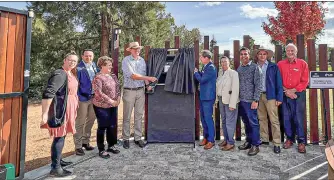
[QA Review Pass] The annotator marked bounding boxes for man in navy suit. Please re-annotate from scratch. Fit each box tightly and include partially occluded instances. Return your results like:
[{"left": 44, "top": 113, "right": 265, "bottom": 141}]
[
  {"left": 194, "top": 50, "right": 217, "bottom": 150},
  {"left": 74, "top": 49, "right": 100, "bottom": 156}
]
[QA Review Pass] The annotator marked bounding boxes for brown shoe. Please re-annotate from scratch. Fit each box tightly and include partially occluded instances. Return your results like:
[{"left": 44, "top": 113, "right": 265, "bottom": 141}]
[
  {"left": 298, "top": 143, "right": 306, "bottom": 153},
  {"left": 204, "top": 142, "right": 215, "bottom": 150},
  {"left": 218, "top": 140, "right": 227, "bottom": 147},
  {"left": 221, "top": 144, "right": 235, "bottom": 151},
  {"left": 283, "top": 140, "right": 293, "bottom": 149},
  {"left": 199, "top": 138, "right": 208, "bottom": 146}
]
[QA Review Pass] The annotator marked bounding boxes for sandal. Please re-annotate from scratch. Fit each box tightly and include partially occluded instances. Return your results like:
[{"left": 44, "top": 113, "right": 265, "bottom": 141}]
[{"left": 99, "top": 151, "right": 110, "bottom": 159}]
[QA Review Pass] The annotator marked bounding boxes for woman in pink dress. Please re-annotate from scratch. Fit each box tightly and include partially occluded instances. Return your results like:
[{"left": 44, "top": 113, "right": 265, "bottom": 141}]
[
  {"left": 92, "top": 56, "right": 121, "bottom": 159},
  {"left": 40, "top": 52, "right": 79, "bottom": 177}
]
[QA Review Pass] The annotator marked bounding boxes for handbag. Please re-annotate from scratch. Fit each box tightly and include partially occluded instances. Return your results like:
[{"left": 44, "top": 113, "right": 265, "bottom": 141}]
[{"left": 47, "top": 69, "right": 68, "bottom": 128}]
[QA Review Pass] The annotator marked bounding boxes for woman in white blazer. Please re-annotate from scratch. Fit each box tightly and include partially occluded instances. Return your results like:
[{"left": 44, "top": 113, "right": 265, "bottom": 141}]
[{"left": 216, "top": 56, "right": 239, "bottom": 151}]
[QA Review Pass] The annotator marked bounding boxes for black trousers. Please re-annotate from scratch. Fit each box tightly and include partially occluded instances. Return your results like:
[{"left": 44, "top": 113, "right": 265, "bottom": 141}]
[
  {"left": 93, "top": 105, "right": 117, "bottom": 152},
  {"left": 51, "top": 136, "right": 65, "bottom": 169}
]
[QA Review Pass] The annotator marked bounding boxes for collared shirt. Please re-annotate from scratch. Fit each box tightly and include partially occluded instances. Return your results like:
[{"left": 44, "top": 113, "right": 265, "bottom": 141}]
[
  {"left": 241, "top": 60, "right": 252, "bottom": 67},
  {"left": 277, "top": 58, "right": 309, "bottom": 92},
  {"left": 237, "top": 60, "right": 263, "bottom": 102},
  {"left": 122, "top": 55, "right": 146, "bottom": 88},
  {"left": 258, "top": 60, "right": 268, "bottom": 92},
  {"left": 83, "top": 61, "right": 96, "bottom": 82}
]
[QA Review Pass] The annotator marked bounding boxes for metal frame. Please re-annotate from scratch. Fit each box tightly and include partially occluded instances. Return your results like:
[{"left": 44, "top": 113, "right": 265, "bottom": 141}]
[
  {"left": 0, "top": 6, "right": 28, "bottom": 16},
  {"left": 17, "top": 10, "right": 32, "bottom": 180},
  {"left": 0, "top": 6, "right": 32, "bottom": 179}
]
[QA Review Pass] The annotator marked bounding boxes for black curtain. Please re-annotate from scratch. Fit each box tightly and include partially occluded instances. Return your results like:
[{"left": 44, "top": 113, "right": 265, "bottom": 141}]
[
  {"left": 164, "top": 48, "right": 195, "bottom": 94},
  {"left": 147, "top": 48, "right": 167, "bottom": 81}
]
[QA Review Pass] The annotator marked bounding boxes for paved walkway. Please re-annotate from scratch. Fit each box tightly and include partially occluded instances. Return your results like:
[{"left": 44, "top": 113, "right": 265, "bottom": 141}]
[{"left": 26, "top": 140, "right": 329, "bottom": 180}]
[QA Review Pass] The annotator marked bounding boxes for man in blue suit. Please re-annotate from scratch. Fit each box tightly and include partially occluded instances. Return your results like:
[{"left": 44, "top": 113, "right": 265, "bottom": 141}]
[
  {"left": 74, "top": 49, "right": 99, "bottom": 156},
  {"left": 194, "top": 50, "right": 217, "bottom": 150}
]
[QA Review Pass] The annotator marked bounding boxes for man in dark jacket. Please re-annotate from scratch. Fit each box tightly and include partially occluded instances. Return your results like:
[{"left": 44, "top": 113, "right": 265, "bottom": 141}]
[
  {"left": 74, "top": 49, "right": 99, "bottom": 155},
  {"left": 256, "top": 47, "right": 283, "bottom": 154},
  {"left": 194, "top": 50, "right": 217, "bottom": 150}
]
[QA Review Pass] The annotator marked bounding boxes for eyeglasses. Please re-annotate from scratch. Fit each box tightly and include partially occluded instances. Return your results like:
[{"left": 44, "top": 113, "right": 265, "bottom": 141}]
[{"left": 240, "top": 53, "right": 248, "bottom": 56}]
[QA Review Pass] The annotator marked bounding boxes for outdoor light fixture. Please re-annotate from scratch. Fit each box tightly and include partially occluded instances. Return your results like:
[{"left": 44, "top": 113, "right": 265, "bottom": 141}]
[
  {"left": 28, "top": 9, "right": 34, "bottom": 18},
  {"left": 114, "top": 28, "right": 121, "bottom": 35},
  {"left": 110, "top": 27, "right": 122, "bottom": 53}
]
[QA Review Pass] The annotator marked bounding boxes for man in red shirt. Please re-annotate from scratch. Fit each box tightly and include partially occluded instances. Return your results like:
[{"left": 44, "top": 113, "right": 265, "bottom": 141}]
[{"left": 277, "top": 43, "right": 309, "bottom": 153}]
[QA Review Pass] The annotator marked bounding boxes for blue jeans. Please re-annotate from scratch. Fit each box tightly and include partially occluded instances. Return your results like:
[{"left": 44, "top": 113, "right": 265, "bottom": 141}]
[
  {"left": 51, "top": 136, "right": 65, "bottom": 169},
  {"left": 200, "top": 100, "right": 215, "bottom": 143},
  {"left": 238, "top": 101, "right": 261, "bottom": 146},
  {"left": 282, "top": 91, "right": 306, "bottom": 144}
]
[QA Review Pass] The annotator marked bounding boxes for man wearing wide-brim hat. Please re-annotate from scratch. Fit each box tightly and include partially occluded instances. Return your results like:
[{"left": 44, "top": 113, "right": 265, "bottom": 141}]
[
  {"left": 121, "top": 41, "right": 157, "bottom": 149},
  {"left": 255, "top": 46, "right": 283, "bottom": 154}
]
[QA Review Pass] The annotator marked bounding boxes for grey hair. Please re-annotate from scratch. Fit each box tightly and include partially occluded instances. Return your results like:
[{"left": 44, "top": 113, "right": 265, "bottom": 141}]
[
  {"left": 201, "top": 50, "right": 212, "bottom": 59},
  {"left": 285, "top": 43, "right": 298, "bottom": 52}
]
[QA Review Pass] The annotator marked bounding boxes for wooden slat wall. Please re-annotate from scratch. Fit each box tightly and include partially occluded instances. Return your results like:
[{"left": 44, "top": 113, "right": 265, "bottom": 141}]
[
  {"left": 0, "top": 11, "right": 9, "bottom": 165},
  {"left": 0, "top": 12, "right": 27, "bottom": 176},
  {"left": 135, "top": 33, "right": 334, "bottom": 145},
  {"left": 233, "top": 40, "right": 241, "bottom": 141},
  {"left": 3, "top": 12, "right": 17, "bottom": 166},
  {"left": 194, "top": 39, "right": 200, "bottom": 140},
  {"left": 319, "top": 44, "right": 331, "bottom": 140},
  {"left": 213, "top": 46, "right": 220, "bottom": 140},
  {"left": 307, "top": 39, "right": 319, "bottom": 144}
]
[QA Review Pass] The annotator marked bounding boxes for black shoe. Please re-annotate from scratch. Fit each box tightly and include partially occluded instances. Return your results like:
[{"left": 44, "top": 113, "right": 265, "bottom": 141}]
[
  {"left": 107, "top": 146, "right": 120, "bottom": 154},
  {"left": 135, "top": 140, "right": 146, "bottom": 148},
  {"left": 75, "top": 148, "right": 85, "bottom": 156},
  {"left": 248, "top": 146, "right": 260, "bottom": 156},
  {"left": 260, "top": 141, "right": 270, "bottom": 145},
  {"left": 274, "top": 146, "right": 281, "bottom": 154},
  {"left": 49, "top": 168, "right": 72, "bottom": 177},
  {"left": 99, "top": 150, "right": 110, "bottom": 159},
  {"left": 60, "top": 159, "right": 73, "bottom": 167},
  {"left": 123, "top": 140, "right": 130, "bottom": 149},
  {"left": 238, "top": 142, "right": 251, "bottom": 150},
  {"left": 82, "top": 143, "right": 94, "bottom": 151}
]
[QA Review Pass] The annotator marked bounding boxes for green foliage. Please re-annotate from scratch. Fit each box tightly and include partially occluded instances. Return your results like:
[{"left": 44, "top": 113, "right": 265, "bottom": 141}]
[{"left": 27, "top": 2, "right": 201, "bottom": 99}]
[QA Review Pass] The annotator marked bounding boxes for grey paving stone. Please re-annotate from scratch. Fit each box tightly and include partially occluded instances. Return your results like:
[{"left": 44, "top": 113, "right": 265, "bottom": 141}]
[{"left": 39, "top": 141, "right": 329, "bottom": 180}]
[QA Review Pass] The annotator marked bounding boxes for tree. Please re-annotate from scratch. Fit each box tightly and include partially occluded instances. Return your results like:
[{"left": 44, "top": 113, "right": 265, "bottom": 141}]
[
  {"left": 26, "top": 2, "right": 200, "bottom": 99},
  {"left": 168, "top": 25, "right": 202, "bottom": 48},
  {"left": 262, "top": 2, "right": 327, "bottom": 46}
]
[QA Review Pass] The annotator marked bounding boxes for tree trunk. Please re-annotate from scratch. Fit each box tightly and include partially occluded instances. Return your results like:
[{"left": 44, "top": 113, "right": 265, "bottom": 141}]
[{"left": 100, "top": 11, "right": 109, "bottom": 56}]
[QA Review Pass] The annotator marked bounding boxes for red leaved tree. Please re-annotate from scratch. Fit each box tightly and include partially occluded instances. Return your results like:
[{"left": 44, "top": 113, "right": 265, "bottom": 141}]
[{"left": 262, "top": 2, "right": 327, "bottom": 46}]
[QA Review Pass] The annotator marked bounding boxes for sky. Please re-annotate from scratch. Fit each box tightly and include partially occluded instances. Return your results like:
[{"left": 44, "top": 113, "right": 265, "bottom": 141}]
[{"left": 1, "top": 1, "right": 334, "bottom": 57}]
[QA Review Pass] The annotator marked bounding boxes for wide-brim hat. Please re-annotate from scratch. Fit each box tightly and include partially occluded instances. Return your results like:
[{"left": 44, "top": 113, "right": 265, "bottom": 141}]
[
  {"left": 254, "top": 46, "right": 274, "bottom": 59},
  {"left": 126, "top": 42, "right": 143, "bottom": 51}
]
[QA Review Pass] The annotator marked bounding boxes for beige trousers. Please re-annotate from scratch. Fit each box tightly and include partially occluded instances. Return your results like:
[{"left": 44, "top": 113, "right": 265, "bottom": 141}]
[
  {"left": 329, "top": 164, "right": 334, "bottom": 180},
  {"left": 73, "top": 100, "right": 96, "bottom": 149},
  {"left": 257, "top": 93, "right": 281, "bottom": 146},
  {"left": 122, "top": 88, "right": 145, "bottom": 141}
]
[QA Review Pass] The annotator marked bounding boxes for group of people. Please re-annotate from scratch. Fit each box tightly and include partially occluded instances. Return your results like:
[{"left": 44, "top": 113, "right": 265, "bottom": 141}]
[
  {"left": 40, "top": 40, "right": 309, "bottom": 177},
  {"left": 195, "top": 43, "right": 309, "bottom": 157},
  {"left": 40, "top": 42, "right": 157, "bottom": 177}
]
